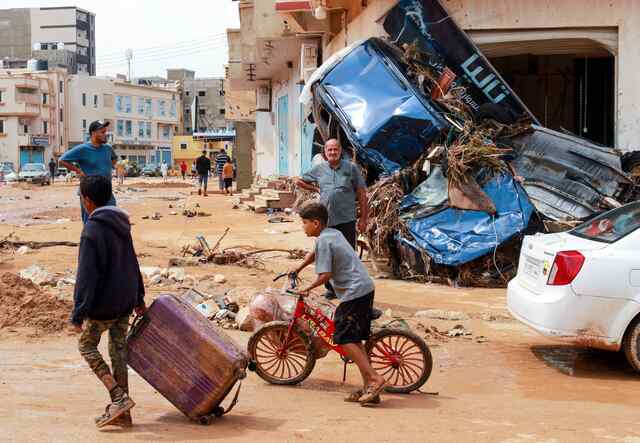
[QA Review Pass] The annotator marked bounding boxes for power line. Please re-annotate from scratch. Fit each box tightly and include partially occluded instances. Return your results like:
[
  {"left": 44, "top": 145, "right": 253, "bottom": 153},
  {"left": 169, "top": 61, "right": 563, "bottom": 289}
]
[
  {"left": 98, "top": 43, "right": 229, "bottom": 70},
  {"left": 99, "top": 44, "right": 228, "bottom": 69},
  {"left": 96, "top": 33, "right": 228, "bottom": 59},
  {"left": 97, "top": 36, "right": 229, "bottom": 63}
]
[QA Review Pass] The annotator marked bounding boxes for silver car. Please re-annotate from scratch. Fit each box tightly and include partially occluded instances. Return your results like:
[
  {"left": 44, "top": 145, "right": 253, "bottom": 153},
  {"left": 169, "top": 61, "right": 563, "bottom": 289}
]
[{"left": 19, "top": 163, "right": 51, "bottom": 185}]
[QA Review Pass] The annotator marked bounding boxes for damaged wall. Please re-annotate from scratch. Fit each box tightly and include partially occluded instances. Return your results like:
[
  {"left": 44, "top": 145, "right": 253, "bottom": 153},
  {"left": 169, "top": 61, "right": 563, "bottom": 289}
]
[{"left": 324, "top": 0, "right": 640, "bottom": 151}]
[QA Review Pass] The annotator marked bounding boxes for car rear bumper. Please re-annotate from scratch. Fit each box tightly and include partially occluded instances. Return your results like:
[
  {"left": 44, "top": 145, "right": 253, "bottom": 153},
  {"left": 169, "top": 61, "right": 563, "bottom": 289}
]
[{"left": 507, "top": 278, "right": 623, "bottom": 351}]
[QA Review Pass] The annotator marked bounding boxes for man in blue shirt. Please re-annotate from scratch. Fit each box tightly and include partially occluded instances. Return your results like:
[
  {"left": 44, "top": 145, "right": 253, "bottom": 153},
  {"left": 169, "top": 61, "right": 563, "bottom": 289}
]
[{"left": 60, "top": 120, "right": 117, "bottom": 223}]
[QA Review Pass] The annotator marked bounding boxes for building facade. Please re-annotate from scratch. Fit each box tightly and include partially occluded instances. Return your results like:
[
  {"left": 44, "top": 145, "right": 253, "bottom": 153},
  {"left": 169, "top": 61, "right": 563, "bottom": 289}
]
[
  {"left": 67, "top": 75, "right": 180, "bottom": 166},
  {"left": 0, "top": 6, "right": 96, "bottom": 75},
  {"left": 167, "top": 69, "right": 229, "bottom": 135},
  {"left": 228, "top": 0, "right": 640, "bottom": 180},
  {"left": 0, "top": 68, "right": 69, "bottom": 169}
]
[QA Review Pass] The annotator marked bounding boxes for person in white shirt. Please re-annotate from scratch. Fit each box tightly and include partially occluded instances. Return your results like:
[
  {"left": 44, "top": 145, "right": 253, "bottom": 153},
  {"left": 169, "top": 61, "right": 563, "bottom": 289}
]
[{"left": 160, "top": 162, "right": 168, "bottom": 183}]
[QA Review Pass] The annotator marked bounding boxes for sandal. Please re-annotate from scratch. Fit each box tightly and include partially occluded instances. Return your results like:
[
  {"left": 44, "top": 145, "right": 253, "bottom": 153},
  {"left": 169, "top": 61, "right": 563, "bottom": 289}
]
[
  {"left": 359, "top": 381, "right": 387, "bottom": 406},
  {"left": 345, "top": 389, "right": 380, "bottom": 404}
]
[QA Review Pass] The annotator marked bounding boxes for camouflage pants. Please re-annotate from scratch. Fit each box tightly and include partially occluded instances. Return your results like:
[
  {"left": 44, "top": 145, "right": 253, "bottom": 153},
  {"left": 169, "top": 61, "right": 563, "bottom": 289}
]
[{"left": 78, "top": 316, "right": 130, "bottom": 399}]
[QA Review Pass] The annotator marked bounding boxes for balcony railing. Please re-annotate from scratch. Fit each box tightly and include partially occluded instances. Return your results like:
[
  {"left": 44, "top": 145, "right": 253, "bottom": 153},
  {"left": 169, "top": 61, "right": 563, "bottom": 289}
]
[{"left": 16, "top": 93, "right": 42, "bottom": 105}]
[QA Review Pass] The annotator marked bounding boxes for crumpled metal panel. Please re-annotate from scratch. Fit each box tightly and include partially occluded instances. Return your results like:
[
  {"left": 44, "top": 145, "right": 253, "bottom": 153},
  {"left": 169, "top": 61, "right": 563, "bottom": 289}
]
[
  {"left": 406, "top": 173, "right": 534, "bottom": 266},
  {"left": 315, "top": 38, "right": 448, "bottom": 177},
  {"left": 383, "top": 0, "right": 537, "bottom": 123},
  {"left": 508, "top": 126, "right": 632, "bottom": 220},
  {"left": 400, "top": 165, "right": 448, "bottom": 214}
]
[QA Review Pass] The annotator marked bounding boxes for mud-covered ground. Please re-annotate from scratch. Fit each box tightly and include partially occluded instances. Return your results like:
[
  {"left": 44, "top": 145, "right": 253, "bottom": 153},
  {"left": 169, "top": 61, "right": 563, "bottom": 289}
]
[{"left": 1, "top": 178, "right": 639, "bottom": 442}]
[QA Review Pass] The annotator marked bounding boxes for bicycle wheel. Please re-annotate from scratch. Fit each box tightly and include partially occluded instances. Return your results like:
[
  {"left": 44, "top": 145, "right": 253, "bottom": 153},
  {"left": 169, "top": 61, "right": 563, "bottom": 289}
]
[
  {"left": 366, "top": 328, "right": 433, "bottom": 394},
  {"left": 248, "top": 321, "right": 316, "bottom": 385}
]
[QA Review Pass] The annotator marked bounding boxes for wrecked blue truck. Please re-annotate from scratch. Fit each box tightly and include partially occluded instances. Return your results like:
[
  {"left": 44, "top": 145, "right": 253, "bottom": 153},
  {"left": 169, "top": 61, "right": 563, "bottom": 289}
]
[{"left": 301, "top": 0, "right": 639, "bottom": 286}]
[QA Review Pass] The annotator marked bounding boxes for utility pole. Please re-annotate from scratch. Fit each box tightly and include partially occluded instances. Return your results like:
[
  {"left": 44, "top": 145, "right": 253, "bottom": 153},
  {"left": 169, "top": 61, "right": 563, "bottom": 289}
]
[{"left": 125, "top": 49, "right": 133, "bottom": 81}]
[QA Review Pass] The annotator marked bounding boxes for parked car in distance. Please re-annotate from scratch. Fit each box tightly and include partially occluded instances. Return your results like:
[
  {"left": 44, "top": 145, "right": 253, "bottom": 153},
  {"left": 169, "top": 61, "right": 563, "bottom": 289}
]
[
  {"left": 18, "top": 163, "right": 51, "bottom": 185},
  {"left": 141, "top": 163, "right": 160, "bottom": 177},
  {"left": 126, "top": 163, "right": 141, "bottom": 177},
  {"left": 507, "top": 201, "right": 640, "bottom": 372},
  {"left": 56, "top": 167, "right": 69, "bottom": 177},
  {"left": 0, "top": 163, "right": 18, "bottom": 182}
]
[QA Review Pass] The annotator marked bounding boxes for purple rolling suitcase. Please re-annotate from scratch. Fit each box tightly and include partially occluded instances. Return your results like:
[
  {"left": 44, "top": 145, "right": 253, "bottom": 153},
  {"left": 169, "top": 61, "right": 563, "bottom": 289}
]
[{"left": 127, "top": 294, "right": 248, "bottom": 424}]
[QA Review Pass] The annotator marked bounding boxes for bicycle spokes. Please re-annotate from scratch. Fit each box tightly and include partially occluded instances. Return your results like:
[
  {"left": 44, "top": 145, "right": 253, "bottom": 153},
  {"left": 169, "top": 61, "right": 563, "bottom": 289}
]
[
  {"left": 370, "top": 334, "right": 427, "bottom": 389},
  {"left": 251, "top": 324, "right": 315, "bottom": 384}
]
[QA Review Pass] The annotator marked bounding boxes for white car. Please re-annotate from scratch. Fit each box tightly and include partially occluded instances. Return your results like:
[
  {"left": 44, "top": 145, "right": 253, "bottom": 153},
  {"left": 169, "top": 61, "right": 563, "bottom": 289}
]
[{"left": 507, "top": 201, "right": 640, "bottom": 372}]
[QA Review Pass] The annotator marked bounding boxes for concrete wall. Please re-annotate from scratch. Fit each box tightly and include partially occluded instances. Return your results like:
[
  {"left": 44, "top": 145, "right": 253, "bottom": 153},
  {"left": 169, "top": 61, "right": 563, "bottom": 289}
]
[
  {"left": 0, "top": 9, "right": 31, "bottom": 60},
  {"left": 30, "top": 8, "right": 78, "bottom": 49},
  {"left": 324, "top": 0, "right": 640, "bottom": 151},
  {"left": 233, "top": 121, "right": 256, "bottom": 190},
  {"left": 255, "top": 111, "right": 276, "bottom": 177}
]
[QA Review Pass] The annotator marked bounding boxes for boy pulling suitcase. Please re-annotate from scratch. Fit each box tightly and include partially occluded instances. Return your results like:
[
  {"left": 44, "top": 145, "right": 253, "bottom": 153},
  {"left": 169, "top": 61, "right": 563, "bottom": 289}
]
[{"left": 70, "top": 175, "right": 146, "bottom": 428}]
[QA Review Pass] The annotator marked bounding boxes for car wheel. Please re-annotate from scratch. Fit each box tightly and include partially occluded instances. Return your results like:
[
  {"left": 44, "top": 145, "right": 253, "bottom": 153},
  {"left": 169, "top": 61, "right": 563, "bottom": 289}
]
[{"left": 623, "top": 315, "right": 640, "bottom": 372}]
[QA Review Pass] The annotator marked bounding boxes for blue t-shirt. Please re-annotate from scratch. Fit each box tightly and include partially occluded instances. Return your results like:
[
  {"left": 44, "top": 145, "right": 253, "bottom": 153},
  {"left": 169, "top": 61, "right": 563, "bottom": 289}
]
[{"left": 60, "top": 143, "right": 116, "bottom": 178}]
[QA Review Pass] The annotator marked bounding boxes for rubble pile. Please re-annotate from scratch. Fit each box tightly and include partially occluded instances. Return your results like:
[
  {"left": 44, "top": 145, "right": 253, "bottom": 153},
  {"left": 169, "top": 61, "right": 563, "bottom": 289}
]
[
  {"left": 0, "top": 273, "right": 72, "bottom": 333},
  {"left": 300, "top": 1, "right": 640, "bottom": 287}
]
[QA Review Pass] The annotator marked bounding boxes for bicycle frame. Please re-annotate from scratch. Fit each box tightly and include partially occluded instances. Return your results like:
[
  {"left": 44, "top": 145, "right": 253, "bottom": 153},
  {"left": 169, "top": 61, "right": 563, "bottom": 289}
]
[
  {"left": 282, "top": 293, "right": 401, "bottom": 369},
  {"left": 285, "top": 294, "right": 347, "bottom": 357},
  {"left": 272, "top": 273, "right": 401, "bottom": 366}
]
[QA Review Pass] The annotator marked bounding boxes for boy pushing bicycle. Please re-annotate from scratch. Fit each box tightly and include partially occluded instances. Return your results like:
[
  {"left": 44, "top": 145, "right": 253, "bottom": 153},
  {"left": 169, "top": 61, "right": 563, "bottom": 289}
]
[{"left": 289, "top": 202, "right": 387, "bottom": 405}]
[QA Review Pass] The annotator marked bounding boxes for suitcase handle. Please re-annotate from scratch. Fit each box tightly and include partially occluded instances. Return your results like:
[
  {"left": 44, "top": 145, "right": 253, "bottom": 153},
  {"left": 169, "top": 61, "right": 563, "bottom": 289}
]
[
  {"left": 198, "top": 382, "right": 242, "bottom": 425},
  {"left": 127, "top": 313, "right": 150, "bottom": 342}
]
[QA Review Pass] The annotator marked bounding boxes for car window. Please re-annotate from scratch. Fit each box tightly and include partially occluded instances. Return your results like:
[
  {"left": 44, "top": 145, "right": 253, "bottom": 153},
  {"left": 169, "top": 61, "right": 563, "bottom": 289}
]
[
  {"left": 571, "top": 202, "right": 640, "bottom": 243},
  {"left": 23, "top": 164, "right": 45, "bottom": 171}
]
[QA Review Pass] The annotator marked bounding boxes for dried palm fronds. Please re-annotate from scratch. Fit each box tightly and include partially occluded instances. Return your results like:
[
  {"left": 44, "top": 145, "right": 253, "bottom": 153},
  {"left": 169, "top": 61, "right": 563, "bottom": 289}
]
[{"left": 365, "top": 177, "right": 408, "bottom": 259}]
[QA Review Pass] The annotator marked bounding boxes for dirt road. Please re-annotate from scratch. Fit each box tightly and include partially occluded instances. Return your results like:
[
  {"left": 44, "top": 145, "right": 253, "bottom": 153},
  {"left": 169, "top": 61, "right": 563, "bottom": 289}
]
[{"left": 1, "top": 179, "right": 639, "bottom": 442}]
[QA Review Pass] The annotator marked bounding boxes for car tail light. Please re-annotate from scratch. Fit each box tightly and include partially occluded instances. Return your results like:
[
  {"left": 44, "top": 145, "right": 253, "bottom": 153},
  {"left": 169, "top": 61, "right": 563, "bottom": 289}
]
[{"left": 547, "top": 251, "right": 585, "bottom": 286}]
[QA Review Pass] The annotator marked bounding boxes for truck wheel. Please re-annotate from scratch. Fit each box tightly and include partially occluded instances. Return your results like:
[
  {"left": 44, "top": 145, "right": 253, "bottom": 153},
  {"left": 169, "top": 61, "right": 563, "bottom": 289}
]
[{"left": 623, "top": 315, "right": 640, "bottom": 372}]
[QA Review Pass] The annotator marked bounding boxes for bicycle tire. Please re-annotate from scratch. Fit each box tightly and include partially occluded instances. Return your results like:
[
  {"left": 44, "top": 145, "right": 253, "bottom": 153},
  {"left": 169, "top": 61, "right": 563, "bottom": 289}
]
[
  {"left": 366, "top": 328, "right": 433, "bottom": 394},
  {"left": 248, "top": 321, "right": 316, "bottom": 385}
]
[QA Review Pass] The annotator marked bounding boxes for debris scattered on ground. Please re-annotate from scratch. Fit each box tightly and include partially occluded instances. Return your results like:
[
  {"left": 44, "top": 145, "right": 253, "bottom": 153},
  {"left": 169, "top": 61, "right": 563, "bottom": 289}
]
[
  {"left": 19, "top": 265, "right": 58, "bottom": 286},
  {"left": 268, "top": 216, "right": 292, "bottom": 223},
  {"left": 414, "top": 309, "right": 470, "bottom": 321},
  {"left": 17, "top": 246, "right": 32, "bottom": 255},
  {"left": 0, "top": 272, "right": 72, "bottom": 333},
  {"left": 182, "top": 203, "right": 211, "bottom": 217},
  {"left": 447, "top": 324, "right": 472, "bottom": 337},
  {"left": 0, "top": 232, "right": 78, "bottom": 252},
  {"left": 214, "top": 274, "right": 226, "bottom": 284},
  {"left": 180, "top": 229, "right": 306, "bottom": 269}
]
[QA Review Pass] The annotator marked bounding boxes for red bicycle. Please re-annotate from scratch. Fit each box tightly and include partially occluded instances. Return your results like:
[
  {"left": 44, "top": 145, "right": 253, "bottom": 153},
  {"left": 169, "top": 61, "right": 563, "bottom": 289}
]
[{"left": 248, "top": 273, "right": 433, "bottom": 393}]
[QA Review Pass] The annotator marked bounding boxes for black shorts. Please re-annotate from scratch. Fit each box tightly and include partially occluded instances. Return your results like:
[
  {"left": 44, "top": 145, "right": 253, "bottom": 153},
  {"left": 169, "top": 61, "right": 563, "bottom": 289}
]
[
  {"left": 333, "top": 292, "right": 374, "bottom": 345},
  {"left": 224, "top": 178, "right": 233, "bottom": 189}
]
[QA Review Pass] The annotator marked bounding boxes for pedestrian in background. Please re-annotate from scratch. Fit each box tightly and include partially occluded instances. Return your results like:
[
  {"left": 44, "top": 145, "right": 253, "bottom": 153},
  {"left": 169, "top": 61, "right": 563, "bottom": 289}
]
[
  {"left": 180, "top": 160, "right": 187, "bottom": 180},
  {"left": 215, "top": 148, "right": 230, "bottom": 191},
  {"left": 222, "top": 158, "right": 234, "bottom": 196},
  {"left": 195, "top": 151, "right": 211, "bottom": 196},
  {"left": 160, "top": 161, "right": 168, "bottom": 184},
  {"left": 59, "top": 120, "right": 117, "bottom": 224},
  {"left": 48, "top": 158, "right": 56, "bottom": 184},
  {"left": 115, "top": 156, "right": 127, "bottom": 186}
]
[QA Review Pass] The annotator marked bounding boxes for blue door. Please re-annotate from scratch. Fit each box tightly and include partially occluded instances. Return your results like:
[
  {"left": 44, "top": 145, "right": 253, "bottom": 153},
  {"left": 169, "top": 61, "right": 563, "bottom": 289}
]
[
  {"left": 19, "top": 148, "right": 44, "bottom": 167},
  {"left": 277, "top": 95, "right": 289, "bottom": 176},
  {"left": 161, "top": 150, "right": 172, "bottom": 165}
]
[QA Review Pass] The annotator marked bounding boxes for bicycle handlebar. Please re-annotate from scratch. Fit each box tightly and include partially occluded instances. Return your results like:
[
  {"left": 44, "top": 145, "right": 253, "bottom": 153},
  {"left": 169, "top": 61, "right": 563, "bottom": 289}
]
[{"left": 273, "top": 272, "right": 298, "bottom": 289}]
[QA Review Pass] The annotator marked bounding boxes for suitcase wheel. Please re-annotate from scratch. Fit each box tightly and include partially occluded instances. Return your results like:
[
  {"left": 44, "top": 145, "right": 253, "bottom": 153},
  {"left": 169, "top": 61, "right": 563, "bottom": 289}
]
[{"left": 199, "top": 415, "right": 214, "bottom": 426}]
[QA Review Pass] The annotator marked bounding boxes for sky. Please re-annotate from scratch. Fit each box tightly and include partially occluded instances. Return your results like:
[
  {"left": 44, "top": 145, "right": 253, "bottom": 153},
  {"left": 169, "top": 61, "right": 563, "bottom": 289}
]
[{"left": 4, "top": 0, "right": 240, "bottom": 78}]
